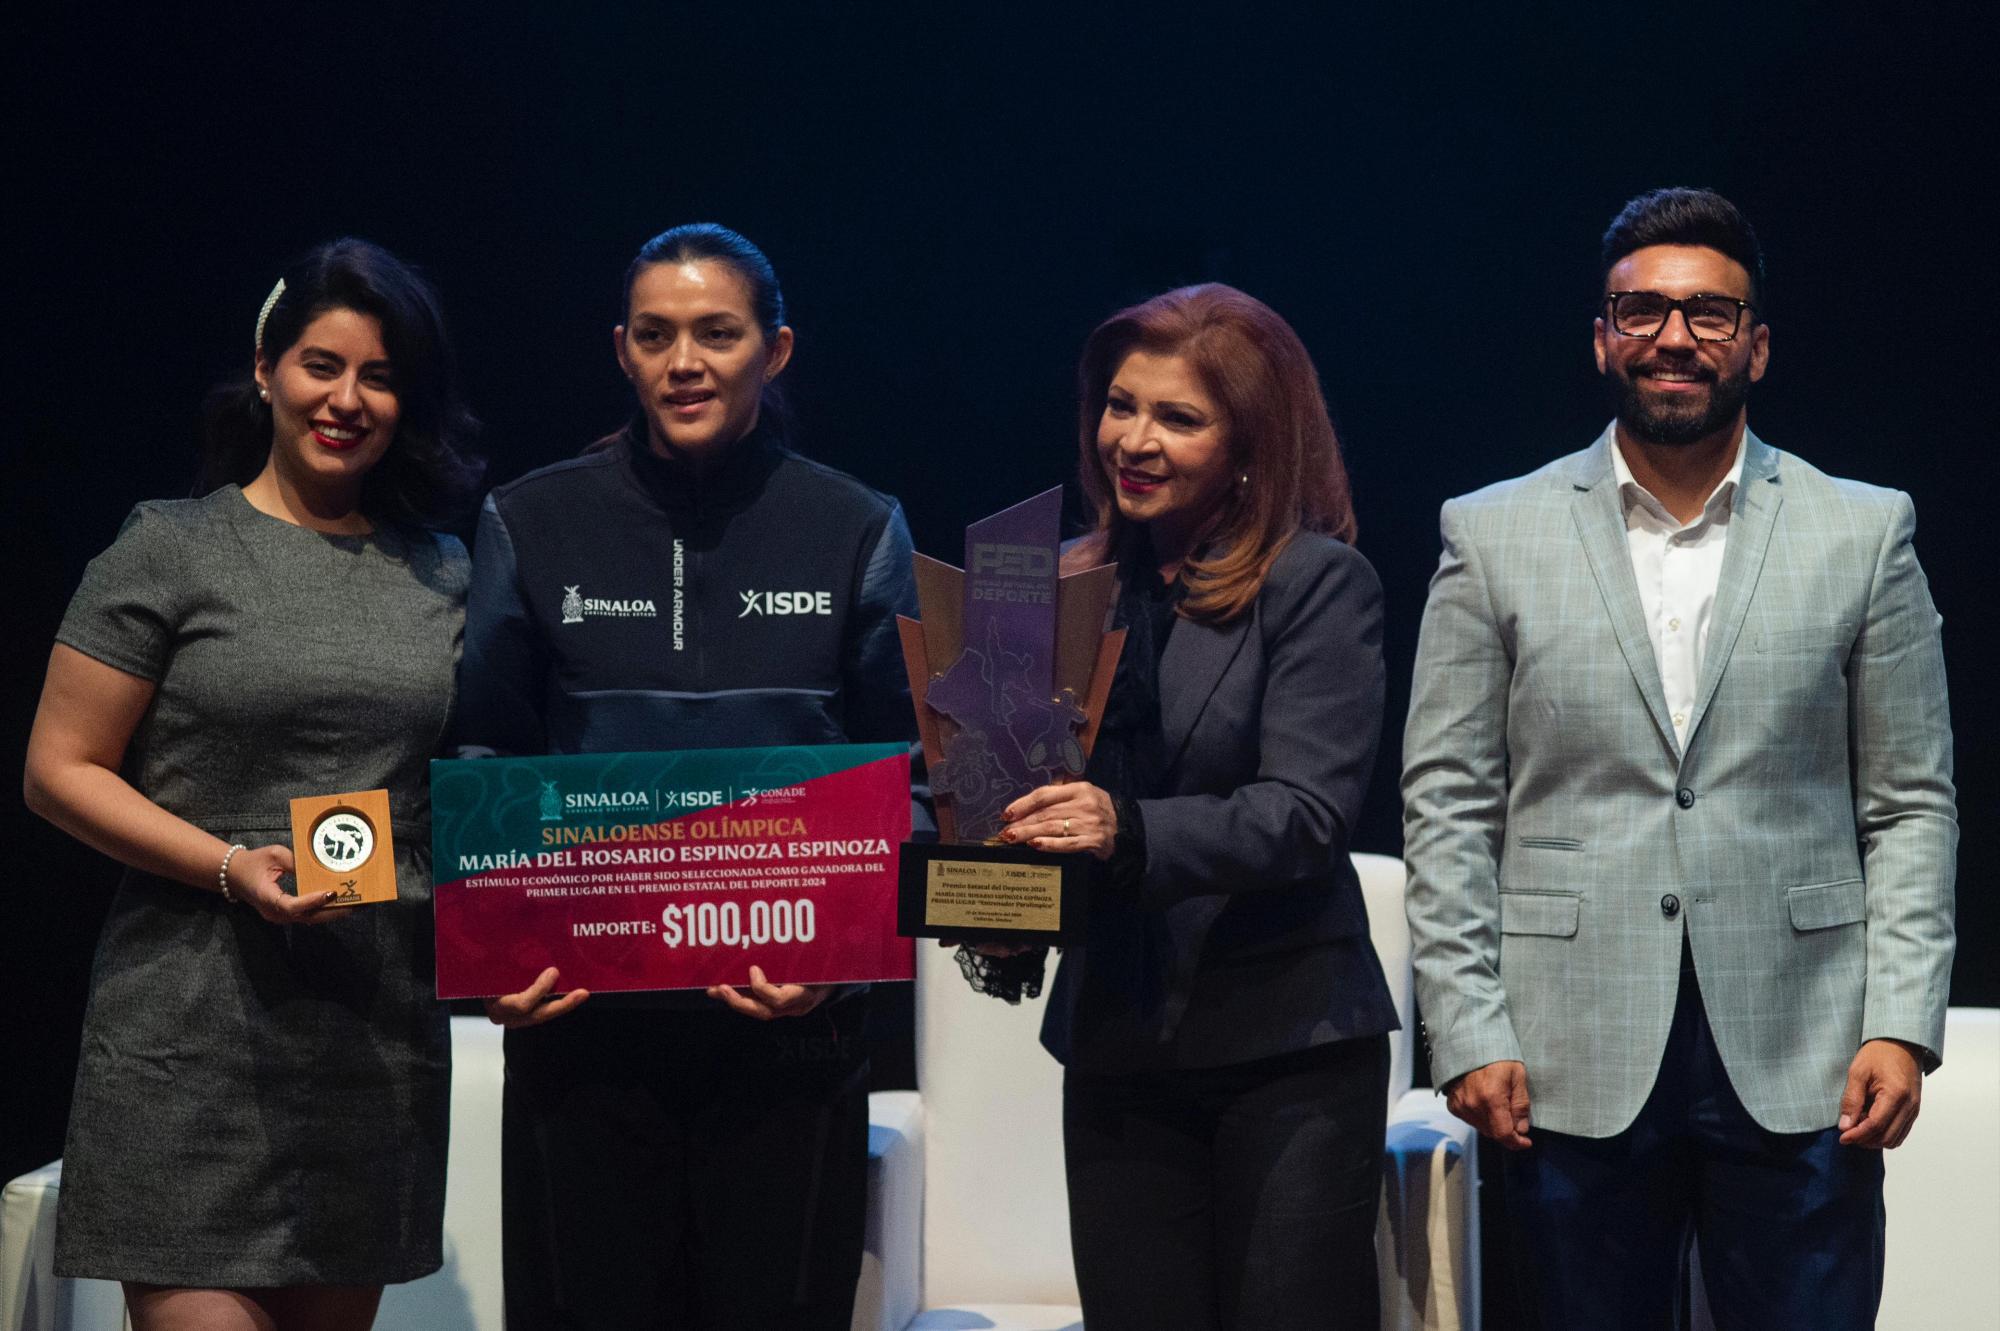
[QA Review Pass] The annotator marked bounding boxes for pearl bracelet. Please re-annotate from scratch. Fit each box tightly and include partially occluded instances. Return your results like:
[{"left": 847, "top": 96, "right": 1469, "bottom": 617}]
[{"left": 218, "top": 843, "right": 248, "bottom": 903}]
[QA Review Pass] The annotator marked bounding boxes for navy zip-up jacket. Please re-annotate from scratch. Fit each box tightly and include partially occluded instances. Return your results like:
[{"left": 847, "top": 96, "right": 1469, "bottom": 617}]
[{"left": 458, "top": 421, "right": 919, "bottom": 764}]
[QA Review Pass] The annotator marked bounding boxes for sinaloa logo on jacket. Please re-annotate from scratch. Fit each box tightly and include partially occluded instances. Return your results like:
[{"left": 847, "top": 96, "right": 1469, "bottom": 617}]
[
  {"left": 558, "top": 585, "right": 659, "bottom": 622},
  {"left": 738, "top": 589, "right": 833, "bottom": 618}
]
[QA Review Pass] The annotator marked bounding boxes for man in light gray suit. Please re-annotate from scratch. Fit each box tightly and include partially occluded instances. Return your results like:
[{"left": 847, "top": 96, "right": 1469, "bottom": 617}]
[{"left": 1402, "top": 188, "right": 1956, "bottom": 1329}]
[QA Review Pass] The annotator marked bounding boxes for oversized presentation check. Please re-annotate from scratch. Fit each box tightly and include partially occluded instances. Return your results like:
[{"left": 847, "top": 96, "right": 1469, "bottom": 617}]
[{"left": 430, "top": 744, "right": 914, "bottom": 997}]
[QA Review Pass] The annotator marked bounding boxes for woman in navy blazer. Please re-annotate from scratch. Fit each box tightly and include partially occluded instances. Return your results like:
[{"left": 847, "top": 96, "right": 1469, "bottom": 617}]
[{"left": 964, "top": 283, "right": 1396, "bottom": 1330}]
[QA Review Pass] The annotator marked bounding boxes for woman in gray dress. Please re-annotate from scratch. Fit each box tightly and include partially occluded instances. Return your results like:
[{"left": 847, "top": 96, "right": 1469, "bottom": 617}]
[{"left": 22, "top": 239, "right": 481, "bottom": 1331}]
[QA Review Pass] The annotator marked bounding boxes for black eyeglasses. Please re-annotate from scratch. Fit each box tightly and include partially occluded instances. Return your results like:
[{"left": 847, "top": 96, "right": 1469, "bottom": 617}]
[{"left": 1604, "top": 291, "right": 1758, "bottom": 342}]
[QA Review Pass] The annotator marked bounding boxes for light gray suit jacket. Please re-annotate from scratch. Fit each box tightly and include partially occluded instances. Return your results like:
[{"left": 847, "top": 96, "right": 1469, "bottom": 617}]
[{"left": 1402, "top": 427, "right": 1956, "bottom": 1136}]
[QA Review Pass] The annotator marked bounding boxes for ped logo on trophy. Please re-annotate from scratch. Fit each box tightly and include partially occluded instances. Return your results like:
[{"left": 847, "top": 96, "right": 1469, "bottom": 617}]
[
  {"left": 894, "top": 488, "right": 1124, "bottom": 944},
  {"left": 288, "top": 788, "right": 398, "bottom": 906}
]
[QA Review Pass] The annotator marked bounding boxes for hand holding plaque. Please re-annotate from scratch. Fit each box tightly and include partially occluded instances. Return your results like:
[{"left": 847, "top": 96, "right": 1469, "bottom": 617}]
[
  {"left": 289, "top": 788, "right": 398, "bottom": 907},
  {"left": 895, "top": 488, "right": 1125, "bottom": 944}
]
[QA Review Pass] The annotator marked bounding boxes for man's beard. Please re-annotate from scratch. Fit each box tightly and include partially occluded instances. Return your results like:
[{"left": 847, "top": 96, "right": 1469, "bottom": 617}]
[{"left": 1608, "top": 356, "right": 1752, "bottom": 446}]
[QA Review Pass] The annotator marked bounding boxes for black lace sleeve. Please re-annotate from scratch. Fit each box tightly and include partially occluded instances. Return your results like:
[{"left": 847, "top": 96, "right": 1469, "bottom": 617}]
[
  {"left": 1106, "top": 796, "right": 1147, "bottom": 893},
  {"left": 954, "top": 945, "right": 1049, "bottom": 1004}
]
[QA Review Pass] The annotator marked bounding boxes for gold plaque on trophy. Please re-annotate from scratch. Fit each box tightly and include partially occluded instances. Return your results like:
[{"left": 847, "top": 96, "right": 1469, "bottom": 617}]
[
  {"left": 289, "top": 788, "right": 398, "bottom": 906},
  {"left": 923, "top": 857, "right": 1065, "bottom": 933}
]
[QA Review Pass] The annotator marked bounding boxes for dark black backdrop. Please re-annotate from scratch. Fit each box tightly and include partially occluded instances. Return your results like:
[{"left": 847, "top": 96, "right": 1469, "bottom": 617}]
[{"left": 6, "top": 4, "right": 1993, "bottom": 1314}]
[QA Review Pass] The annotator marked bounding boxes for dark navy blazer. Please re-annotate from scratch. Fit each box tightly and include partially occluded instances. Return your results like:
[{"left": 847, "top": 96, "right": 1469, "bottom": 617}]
[{"left": 1042, "top": 532, "right": 1400, "bottom": 1073}]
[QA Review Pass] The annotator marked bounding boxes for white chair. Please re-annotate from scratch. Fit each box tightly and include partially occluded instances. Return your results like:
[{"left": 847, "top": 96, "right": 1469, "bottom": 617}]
[
  {"left": 898, "top": 914, "right": 1080, "bottom": 1331},
  {"left": 852, "top": 852, "right": 1480, "bottom": 1331},
  {"left": 1879, "top": 1007, "right": 2000, "bottom": 1329},
  {"left": 373, "top": 1016, "right": 507, "bottom": 1331},
  {"left": 1, "top": 1017, "right": 508, "bottom": 1331},
  {"left": 1378, "top": 1090, "right": 1480, "bottom": 1331},
  {"left": 855, "top": 1090, "right": 927, "bottom": 1331},
  {"left": 1364, "top": 854, "right": 1480, "bottom": 1331},
  {"left": 0, "top": 1166, "right": 126, "bottom": 1331}
]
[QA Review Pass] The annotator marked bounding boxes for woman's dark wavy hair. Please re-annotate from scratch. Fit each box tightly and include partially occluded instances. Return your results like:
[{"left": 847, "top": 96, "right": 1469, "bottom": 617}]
[
  {"left": 1071, "top": 283, "right": 1357, "bottom": 626},
  {"left": 200, "top": 238, "right": 483, "bottom": 527},
  {"left": 600, "top": 222, "right": 793, "bottom": 451}
]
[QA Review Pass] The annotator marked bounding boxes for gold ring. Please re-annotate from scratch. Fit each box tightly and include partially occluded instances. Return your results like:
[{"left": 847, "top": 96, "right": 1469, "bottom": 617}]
[{"left": 1063, "top": 818, "right": 1072, "bottom": 835}]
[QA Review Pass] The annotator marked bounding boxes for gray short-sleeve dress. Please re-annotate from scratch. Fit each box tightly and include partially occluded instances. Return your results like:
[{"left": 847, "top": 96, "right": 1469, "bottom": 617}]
[{"left": 51, "top": 485, "right": 468, "bottom": 1288}]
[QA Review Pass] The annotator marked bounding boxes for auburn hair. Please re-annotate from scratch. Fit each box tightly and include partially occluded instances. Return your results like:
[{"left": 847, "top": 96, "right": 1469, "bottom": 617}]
[{"left": 1072, "top": 283, "right": 1356, "bottom": 624}]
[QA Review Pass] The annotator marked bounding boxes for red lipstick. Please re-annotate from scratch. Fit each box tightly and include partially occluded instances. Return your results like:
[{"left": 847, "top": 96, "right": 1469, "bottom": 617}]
[{"left": 311, "top": 421, "right": 364, "bottom": 451}]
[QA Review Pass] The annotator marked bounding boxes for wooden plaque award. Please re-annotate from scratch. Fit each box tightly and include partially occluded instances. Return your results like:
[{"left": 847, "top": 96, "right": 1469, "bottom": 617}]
[{"left": 289, "top": 788, "right": 398, "bottom": 906}]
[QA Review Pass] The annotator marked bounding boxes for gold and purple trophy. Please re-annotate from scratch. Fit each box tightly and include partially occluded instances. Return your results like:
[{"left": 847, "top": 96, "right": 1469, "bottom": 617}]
[{"left": 895, "top": 488, "right": 1125, "bottom": 944}]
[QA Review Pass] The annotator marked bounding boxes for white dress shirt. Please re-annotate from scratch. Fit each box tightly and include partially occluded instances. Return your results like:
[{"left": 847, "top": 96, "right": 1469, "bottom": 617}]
[{"left": 1610, "top": 438, "right": 1746, "bottom": 746}]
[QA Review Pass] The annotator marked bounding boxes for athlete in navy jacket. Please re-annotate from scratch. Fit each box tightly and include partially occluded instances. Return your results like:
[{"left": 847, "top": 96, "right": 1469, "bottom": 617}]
[{"left": 459, "top": 224, "right": 918, "bottom": 1331}]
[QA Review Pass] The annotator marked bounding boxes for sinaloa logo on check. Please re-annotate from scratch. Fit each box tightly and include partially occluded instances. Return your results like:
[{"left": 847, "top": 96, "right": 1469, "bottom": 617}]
[
  {"left": 559, "top": 585, "right": 658, "bottom": 623},
  {"left": 565, "top": 789, "right": 653, "bottom": 813},
  {"left": 539, "top": 783, "right": 656, "bottom": 821}
]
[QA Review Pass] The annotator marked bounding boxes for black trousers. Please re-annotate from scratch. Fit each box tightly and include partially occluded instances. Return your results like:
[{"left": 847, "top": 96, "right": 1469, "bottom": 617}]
[
  {"left": 500, "top": 1001, "right": 870, "bottom": 1331},
  {"left": 1062, "top": 1035, "right": 1390, "bottom": 1331}
]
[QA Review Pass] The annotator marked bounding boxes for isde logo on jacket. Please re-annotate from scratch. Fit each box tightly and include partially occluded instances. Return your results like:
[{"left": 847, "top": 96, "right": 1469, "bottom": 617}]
[{"left": 738, "top": 589, "right": 833, "bottom": 618}]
